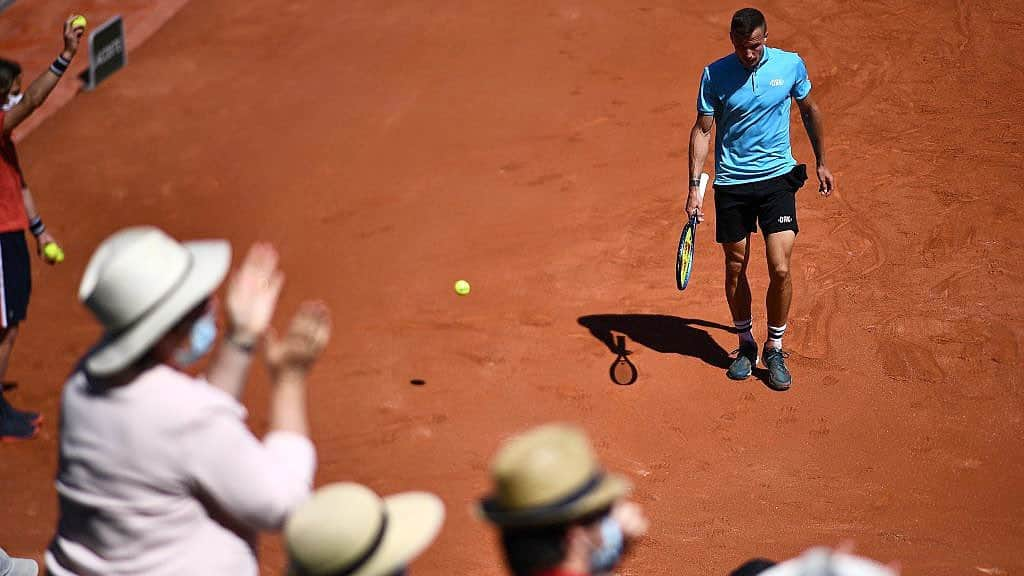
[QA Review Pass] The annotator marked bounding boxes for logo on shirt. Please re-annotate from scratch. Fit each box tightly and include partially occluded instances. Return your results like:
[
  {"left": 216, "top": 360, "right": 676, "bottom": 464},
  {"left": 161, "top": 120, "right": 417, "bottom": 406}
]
[
  {"left": 770, "top": 78, "right": 784, "bottom": 87},
  {"left": 778, "top": 215, "right": 793, "bottom": 224}
]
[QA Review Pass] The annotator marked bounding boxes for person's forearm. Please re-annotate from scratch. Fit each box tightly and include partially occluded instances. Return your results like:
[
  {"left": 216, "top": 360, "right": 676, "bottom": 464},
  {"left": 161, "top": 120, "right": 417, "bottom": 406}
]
[
  {"left": 20, "top": 186, "right": 39, "bottom": 221},
  {"left": 4, "top": 22, "right": 79, "bottom": 134},
  {"left": 269, "top": 371, "right": 309, "bottom": 437},
  {"left": 688, "top": 122, "right": 712, "bottom": 181},
  {"left": 24, "top": 65, "right": 65, "bottom": 112},
  {"left": 4, "top": 58, "right": 70, "bottom": 134},
  {"left": 801, "top": 105, "right": 827, "bottom": 167},
  {"left": 23, "top": 39, "right": 77, "bottom": 111},
  {"left": 206, "top": 337, "right": 255, "bottom": 399}
]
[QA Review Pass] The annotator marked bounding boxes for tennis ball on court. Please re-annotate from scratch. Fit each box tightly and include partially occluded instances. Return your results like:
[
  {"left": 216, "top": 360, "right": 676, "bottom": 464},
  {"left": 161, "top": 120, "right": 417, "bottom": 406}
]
[
  {"left": 44, "top": 242, "right": 64, "bottom": 263},
  {"left": 70, "top": 15, "right": 87, "bottom": 31},
  {"left": 454, "top": 279, "right": 471, "bottom": 295}
]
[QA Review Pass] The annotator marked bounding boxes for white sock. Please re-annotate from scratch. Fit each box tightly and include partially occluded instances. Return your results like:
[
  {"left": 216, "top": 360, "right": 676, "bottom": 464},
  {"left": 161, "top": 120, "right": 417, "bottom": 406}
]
[
  {"left": 767, "top": 324, "right": 787, "bottom": 349},
  {"left": 734, "top": 318, "right": 755, "bottom": 346}
]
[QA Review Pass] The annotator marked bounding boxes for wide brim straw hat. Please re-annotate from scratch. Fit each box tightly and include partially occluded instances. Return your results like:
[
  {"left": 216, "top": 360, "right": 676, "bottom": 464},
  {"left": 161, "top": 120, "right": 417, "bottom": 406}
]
[
  {"left": 78, "top": 226, "right": 230, "bottom": 377},
  {"left": 479, "top": 423, "right": 631, "bottom": 528},
  {"left": 286, "top": 483, "right": 445, "bottom": 576}
]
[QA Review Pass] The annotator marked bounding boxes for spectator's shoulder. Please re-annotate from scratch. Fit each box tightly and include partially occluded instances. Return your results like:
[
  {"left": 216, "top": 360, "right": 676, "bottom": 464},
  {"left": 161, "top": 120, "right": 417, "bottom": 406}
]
[{"left": 135, "top": 365, "right": 247, "bottom": 427}]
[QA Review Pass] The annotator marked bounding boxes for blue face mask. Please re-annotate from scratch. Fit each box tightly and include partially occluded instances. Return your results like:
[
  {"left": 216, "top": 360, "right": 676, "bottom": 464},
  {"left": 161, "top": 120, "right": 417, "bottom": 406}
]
[
  {"left": 174, "top": 311, "right": 217, "bottom": 367},
  {"left": 590, "top": 516, "right": 624, "bottom": 573}
]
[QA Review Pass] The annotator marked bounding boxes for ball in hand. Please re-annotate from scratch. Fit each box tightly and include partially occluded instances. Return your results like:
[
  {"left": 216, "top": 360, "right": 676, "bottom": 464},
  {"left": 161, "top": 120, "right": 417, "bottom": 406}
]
[
  {"left": 44, "top": 242, "right": 64, "bottom": 263},
  {"left": 70, "top": 15, "right": 87, "bottom": 31}
]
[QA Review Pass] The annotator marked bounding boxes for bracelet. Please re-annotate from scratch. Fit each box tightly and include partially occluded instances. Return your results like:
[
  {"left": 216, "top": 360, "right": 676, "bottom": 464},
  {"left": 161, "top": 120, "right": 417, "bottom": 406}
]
[
  {"left": 49, "top": 55, "right": 71, "bottom": 77},
  {"left": 28, "top": 217, "right": 46, "bottom": 237}
]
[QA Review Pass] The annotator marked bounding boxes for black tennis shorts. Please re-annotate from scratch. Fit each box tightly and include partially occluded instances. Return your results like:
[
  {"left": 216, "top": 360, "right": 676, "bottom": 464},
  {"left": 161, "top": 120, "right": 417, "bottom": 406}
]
[
  {"left": 0, "top": 230, "right": 31, "bottom": 328},
  {"left": 713, "top": 164, "right": 808, "bottom": 244}
]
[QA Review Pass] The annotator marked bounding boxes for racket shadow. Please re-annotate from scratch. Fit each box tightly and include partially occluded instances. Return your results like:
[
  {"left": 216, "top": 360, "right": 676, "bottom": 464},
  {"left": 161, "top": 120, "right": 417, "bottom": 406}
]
[{"left": 578, "top": 314, "right": 734, "bottom": 371}]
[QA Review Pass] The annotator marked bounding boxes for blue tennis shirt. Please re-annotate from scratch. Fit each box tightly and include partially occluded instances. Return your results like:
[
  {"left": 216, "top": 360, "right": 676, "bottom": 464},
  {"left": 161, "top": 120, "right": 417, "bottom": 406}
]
[{"left": 697, "top": 46, "right": 811, "bottom": 185}]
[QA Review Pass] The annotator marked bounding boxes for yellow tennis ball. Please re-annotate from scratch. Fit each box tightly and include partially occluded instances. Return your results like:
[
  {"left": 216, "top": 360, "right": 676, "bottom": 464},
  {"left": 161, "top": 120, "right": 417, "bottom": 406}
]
[
  {"left": 70, "top": 15, "right": 87, "bottom": 31},
  {"left": 44, "top": 242, "right": 64, "bottom": 263},
  {"left": 454, "top": 279, "right": 471, "bottom": 295}
]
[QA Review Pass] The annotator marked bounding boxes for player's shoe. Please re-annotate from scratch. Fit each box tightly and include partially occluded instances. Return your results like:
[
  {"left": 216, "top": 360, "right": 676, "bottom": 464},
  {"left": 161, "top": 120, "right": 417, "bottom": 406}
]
[
  {"left": 0, "top": 409, "right": 39, "bottom": 442},
  {"left": 1, "top": 397, "right": 41, "bottom": 426},
  {"left": 727, "top": 341, "right": 759, "bottom": 380},
  {"left": 762, "top": 345, "right": 792, "bottom": 391}
]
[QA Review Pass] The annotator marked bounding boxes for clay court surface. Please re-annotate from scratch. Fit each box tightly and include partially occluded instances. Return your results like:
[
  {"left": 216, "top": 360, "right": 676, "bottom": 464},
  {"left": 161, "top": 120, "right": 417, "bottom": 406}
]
[{"left": 2, "top": 0, "right": 1023, "bottom": 573}]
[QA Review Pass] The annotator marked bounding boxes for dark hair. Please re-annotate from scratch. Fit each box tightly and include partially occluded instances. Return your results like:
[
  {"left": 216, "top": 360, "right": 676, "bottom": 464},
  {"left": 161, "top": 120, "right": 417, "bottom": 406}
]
[
  {"left": 499, "top": 507, "right": 611, "bottom": 576},
  {"left": 500, "top": 525, "right": 570, "bottom": 576},
  {"left": 731, "top": 8, "right": 767, "bottom": 37},
  {"left": 0, "top": 58, "right": 22, "bottom": 96},
  {"left": 730, "top": 559, "right": 778, "bottom": 576}
]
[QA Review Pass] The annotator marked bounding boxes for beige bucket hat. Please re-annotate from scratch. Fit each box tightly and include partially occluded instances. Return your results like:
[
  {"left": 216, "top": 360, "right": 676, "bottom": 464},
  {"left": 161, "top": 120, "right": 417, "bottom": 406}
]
[
  {"left": 78, "top": 226, "right": 230, "bottom": 377},
  {"left": 286, "top": 483, "right": 445, "bottom": 576},
  {"left": 479, "top": 424, "right": 631, "bottom": 527}
]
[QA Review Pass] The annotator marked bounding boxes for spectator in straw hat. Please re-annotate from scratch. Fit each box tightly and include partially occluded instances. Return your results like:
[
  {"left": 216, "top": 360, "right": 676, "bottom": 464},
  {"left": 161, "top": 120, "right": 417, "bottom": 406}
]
[
  {"left": 0, "top": 547, "right": 37, "bottom": 576},
  {"left": 480, "top": 424, "right": 648, "bottom": 576},
  {"left": 45, "top": 227, "right": 331, "bottom": 576},
  {"left": 285, "top": 482, "right": 445, "bottom": 576}
]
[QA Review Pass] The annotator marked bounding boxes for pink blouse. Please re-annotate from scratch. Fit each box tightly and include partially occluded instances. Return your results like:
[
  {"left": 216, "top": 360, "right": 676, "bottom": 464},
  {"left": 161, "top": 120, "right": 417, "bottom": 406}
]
[{"left": 46, "top": 365, "right": 315, "bottom": 575}]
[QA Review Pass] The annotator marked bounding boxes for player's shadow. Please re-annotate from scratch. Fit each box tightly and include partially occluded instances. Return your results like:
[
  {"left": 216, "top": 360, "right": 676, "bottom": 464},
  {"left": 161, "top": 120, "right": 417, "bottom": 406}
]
[
  {"left": 579, "top": 314, "right": 734, "bottom": 371},
  {"left": 578, "top": 314, "right": 775, "bottom": 388}
]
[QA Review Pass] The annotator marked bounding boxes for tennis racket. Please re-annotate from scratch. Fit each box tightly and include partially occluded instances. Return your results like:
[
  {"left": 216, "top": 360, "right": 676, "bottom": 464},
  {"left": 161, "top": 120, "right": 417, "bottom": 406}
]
[{"left": 675, "top": 172, "right": 709, "bottom": 291}]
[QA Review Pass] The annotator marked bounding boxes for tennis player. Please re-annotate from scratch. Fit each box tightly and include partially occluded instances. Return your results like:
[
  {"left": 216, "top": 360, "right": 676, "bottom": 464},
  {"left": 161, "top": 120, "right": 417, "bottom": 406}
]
[{"left": 687, "top": 7, "right": 834, "bottom": 391}]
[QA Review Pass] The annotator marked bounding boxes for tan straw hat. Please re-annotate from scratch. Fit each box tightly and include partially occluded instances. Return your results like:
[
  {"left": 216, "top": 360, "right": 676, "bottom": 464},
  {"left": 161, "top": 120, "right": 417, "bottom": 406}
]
[
  {"left": 78, "top": 226, "right": 230, "bottom": 377},
  {"left": 285, "top": 483, "right": 445, "bottom": 576},
  {"left": 480, "top": 424, "right": 631, "bottom": 527}
]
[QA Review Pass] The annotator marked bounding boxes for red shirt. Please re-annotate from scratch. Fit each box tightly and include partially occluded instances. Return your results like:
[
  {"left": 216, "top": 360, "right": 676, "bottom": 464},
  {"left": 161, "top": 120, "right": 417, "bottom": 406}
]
[{"left": 0, "top": 111, "right": 28, "bottom": 233}]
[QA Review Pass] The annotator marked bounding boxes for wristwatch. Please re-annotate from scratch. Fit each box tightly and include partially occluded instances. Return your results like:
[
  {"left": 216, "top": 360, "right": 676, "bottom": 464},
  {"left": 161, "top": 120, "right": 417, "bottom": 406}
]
[
  {"left": 689, "top": 178, "right": 701, "bottom": 188},
  {"left": 227, "top": 333, "right": 257, "bottom": 353}
]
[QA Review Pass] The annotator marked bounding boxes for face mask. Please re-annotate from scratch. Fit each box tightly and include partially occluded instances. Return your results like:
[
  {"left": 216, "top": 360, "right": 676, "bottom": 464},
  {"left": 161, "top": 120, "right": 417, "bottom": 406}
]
[
  {"left": 174, "top": 311, "right": 217, "bottom": 367},
  {"left": 2, "top": 92, "right": 22, "bottom": 112},
  {"left": 589, "top": 516, "right": 624, "bottom": 573}
]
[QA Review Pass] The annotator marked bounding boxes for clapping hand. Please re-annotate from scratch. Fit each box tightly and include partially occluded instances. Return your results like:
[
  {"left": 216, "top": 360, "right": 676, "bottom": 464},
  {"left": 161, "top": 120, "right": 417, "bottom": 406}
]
[
  {"left": 612, "top": 500, "right": 649, "bottom": 541},
  {"left": 264, "top": 301, "right": 331, "bottom": 379},
  {"left": 225, "top": 243, "right": 284, "bottom": 348}
]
